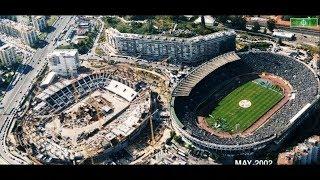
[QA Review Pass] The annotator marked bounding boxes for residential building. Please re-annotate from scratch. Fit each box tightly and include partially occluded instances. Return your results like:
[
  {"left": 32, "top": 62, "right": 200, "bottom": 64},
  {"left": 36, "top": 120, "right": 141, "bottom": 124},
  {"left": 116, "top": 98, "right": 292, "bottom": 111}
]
[
  {"left": 47, "top": 49, "right": 80, "bottom": 76},
  {"left": 32, "top": 16, "right": 47, "bottom": 32},
  {"left": 0, "top": 44, "right": 16, "bottom": 66},
  {"left": 105, "top": 28, "right": 236, "bottom": 65},
  {"left": 20, "top": 30, "right": 38, "bottom": 46},
  {"left": 0, "top": 19, "right": 38, "bottom": 46}
]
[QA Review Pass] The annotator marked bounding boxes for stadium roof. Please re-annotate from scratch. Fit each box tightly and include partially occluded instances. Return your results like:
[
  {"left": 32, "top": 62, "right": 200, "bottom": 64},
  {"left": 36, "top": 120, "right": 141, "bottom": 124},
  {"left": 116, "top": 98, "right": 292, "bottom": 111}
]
[{"left": 172, "top": 51, "right": 240, "bottom": 97}]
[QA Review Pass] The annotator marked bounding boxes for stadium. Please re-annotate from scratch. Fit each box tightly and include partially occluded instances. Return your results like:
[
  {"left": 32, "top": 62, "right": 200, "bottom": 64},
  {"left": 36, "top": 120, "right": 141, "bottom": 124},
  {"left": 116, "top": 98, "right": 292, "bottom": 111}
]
[
  {"left": 19, "top": 65, "right": 153, "bottom": 164},
  {"left": 171, "top": 51, "right": 320, "bottom": 159}
]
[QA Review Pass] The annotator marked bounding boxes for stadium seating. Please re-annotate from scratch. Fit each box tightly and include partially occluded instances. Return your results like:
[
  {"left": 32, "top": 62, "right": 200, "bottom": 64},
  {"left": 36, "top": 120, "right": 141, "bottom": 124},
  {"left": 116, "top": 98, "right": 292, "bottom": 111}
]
[
  {"left": 172, "top": 51, "right": 240, "bottom": 96},
  {"left": 172, "top": 51, "right": 319, "bottom": 149},
  {"left": 34, "top": 72, "right": 138, "bottom": 115}
]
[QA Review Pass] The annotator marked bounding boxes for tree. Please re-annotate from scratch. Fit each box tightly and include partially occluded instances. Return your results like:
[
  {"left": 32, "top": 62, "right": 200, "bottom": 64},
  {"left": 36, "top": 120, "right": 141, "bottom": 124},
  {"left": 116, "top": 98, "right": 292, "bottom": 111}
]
[
  {"left": 215, "top": 15, "right": 229, "bottom": 24},
  {"left": 230, "top": 16, "right": 247, "bottom": 30},
  {"left": 172, "top": 15, "right": 188, "bottom": 23},
  {"left": 267, "top": 19, "right": 276, "bottom": 32},
  {"left": 282, "top": 15, "right": 294, "bottom": 21},
  {"left": 252, "top": 21, "right": 261, "bottom": 32},
  {"left": 277, "top": 38, "right": 283, "bottom": 46},
  {"left": 201, "top": 15, "right": 206, "bottom": 28}
]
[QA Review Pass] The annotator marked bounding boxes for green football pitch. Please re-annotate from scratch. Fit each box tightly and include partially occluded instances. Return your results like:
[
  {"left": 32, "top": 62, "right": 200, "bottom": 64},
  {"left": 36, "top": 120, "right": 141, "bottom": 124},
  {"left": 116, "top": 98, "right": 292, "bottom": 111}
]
[{"left": 205, "top": 80, "right": 284, "bottom": 133}]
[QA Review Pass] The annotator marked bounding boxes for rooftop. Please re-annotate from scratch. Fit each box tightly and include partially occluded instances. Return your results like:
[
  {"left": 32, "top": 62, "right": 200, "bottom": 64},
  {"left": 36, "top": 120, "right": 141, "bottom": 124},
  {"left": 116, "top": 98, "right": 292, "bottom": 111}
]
[
  {"left": 108, "top": 27, "right": 235, "bottom": 43},
  {"left": 272, "top": 30, "right": 295, "bottom": 38},
  {"left": 40, "top": 72, "right": 57, "bottom": 87}
]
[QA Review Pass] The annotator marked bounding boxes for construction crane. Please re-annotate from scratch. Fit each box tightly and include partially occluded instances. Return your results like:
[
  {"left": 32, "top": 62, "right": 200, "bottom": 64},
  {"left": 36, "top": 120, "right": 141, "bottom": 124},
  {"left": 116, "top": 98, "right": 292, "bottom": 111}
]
[
  {"left": 149, "top": 110, "right": 155, "bottom": 146},
  {"left": 148, "top": 109, "right": 159, "bottom": 146}
]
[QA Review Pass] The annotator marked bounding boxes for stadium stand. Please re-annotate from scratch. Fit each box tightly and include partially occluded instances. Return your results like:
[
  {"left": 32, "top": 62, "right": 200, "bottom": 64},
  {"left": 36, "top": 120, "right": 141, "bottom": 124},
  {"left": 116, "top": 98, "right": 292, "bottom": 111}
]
[
  {"left": 172, "top": 51, "right": 240, "bottom": 96},
  {"left": 171, "top": 51, "right": 320, "bottom": 154},
  {"left": 34, "top": 71, "right": 138, "bottom": 115}
]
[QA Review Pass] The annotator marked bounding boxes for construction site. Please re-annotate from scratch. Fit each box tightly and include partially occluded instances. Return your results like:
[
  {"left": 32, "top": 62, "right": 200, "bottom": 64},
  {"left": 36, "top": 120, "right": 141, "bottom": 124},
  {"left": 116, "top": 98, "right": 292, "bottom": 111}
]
[{"left": 12, "top": 62, "right": 169, "bottom": 164}]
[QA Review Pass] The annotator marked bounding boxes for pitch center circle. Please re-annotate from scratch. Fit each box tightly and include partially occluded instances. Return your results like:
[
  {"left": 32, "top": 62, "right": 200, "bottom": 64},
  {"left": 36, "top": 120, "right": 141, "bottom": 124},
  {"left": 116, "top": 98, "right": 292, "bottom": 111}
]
[{"left": 239, "top": 100, "right": 252, "bottom": 108}]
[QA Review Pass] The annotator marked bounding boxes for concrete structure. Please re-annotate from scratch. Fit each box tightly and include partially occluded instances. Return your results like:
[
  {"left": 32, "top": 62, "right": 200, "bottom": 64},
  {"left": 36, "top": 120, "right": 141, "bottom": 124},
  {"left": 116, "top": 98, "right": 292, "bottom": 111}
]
[
  {"left": 0, "top": 19, "right": 38, "bottom": 46},
  {"left": 0, "top": 44, "right": 16, "bottom": 66},
  {"left": 32, "top": 16, "right": 47, "bottom": 32},
  {"left": 277, "top": 135, "right": 320, "bottom": 165},
  {"left": 106, "top": 28, "right": 236, "bottom": 64},
  {"left": 40, "top": 72, "right": 57, "bottom": 88},
  {"left": 22, "top": 69, "right": 152, "bottom": 164},
  {"left": 47, "top": 49, "right": 80, "bottom": 76}
]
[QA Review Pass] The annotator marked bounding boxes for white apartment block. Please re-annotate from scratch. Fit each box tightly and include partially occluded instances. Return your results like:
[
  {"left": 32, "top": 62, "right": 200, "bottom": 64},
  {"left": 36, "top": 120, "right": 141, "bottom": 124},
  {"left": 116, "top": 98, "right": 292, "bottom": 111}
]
[
  {"left": 0, "top": 44, "right": 16, "bottom": 66},
  {"left": 47, "top": 49, "right": 80, "bottom": 76},
  {"left": 106, "top": 28, "right": 236, "bottom": 65},
  {"left": 32, "top": 16, "right": 47, "bottom": 32},
  {"left": 0, "top": 19, "right": 38, "bottom": 46}
]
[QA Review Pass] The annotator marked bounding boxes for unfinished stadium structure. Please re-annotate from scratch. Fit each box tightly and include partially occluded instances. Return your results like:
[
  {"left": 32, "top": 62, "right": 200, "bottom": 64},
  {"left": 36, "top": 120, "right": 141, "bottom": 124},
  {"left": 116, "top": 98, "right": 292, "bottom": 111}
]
[
  {"left": 18, "top": 67, "right": 154, "bottom": 164},
  {"left": 170, "top": 51, "right": 320, "bottom": 161}
]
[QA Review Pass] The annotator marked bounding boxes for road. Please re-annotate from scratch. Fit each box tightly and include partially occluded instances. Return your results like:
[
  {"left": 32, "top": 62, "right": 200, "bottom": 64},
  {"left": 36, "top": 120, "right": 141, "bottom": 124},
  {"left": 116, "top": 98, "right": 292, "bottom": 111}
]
[
  {"left": 90, "top": 17, "right": 104, "bottom": 55},
  {"left": 275, "top": 24, "right": 320, "bottom": 37},
  {"left": 0, "top": 16, "right": 75, "bottom": 164}
]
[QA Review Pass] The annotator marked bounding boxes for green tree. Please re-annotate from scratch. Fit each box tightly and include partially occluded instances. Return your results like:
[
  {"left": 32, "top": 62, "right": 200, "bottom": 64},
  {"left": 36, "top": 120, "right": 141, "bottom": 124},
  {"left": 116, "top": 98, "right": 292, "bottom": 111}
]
[
  {"left": 252, "top": 21, "right": 261, "bottom": 32},
  {"left": 230, "top": 16, "right": 247, "bottom": 30},
  {"left": 215, "top": 15, "right": 229, "bottom": 24},
  {"left": 267, "top": 19, "right": 276, "bottom": 32},
  {"left": 154, "top": 16, "right": 173, "bottom": 31},
  {"left": 277, "top": 38, "right": 283, "bottom": 46},
  {"left": 172, "top": 15, "right": 188, "bottom": 23},
  {"left": 131, "top": 21, "right": 143, "bottom": 30},
  {"left": 201, "top": 15, "right": 205, "bottom": 28},
  {"left": 282, "top": 15, "right": 294, "bottom": 21},
  {"left": 116, "top": 22, "right": 131, "bottom": 33}
]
